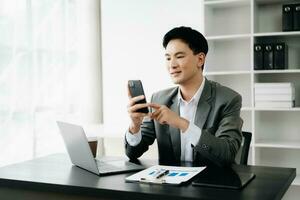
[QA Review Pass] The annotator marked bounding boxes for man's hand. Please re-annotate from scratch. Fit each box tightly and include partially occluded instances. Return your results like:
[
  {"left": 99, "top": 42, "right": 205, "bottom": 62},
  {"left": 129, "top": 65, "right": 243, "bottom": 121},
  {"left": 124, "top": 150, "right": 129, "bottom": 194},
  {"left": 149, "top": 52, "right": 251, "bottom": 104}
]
[
  {"left": 149, "top": 103, "right": 189, "bottom": 132},
  {"left": 127, "top": 87, "right": 150, "bottom": 134}
]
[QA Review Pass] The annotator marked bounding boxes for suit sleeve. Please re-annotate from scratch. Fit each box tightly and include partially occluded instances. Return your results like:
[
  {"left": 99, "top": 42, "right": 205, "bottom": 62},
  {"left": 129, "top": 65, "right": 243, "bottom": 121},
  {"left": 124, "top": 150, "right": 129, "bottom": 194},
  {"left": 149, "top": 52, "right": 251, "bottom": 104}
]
[
  {"left": 125, "top": 96, "right": 156, "bottom": 160},
  {"left": 194, "top": 94, "right": 243, "bottom": 167}
]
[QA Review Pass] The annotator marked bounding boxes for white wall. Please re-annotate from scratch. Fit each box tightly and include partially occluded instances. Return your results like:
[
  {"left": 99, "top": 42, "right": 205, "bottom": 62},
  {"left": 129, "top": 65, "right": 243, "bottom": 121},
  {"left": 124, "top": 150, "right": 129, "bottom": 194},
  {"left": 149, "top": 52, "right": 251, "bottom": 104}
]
[{"left": 101, "top": 0, "right": 204, "bottom": 137}]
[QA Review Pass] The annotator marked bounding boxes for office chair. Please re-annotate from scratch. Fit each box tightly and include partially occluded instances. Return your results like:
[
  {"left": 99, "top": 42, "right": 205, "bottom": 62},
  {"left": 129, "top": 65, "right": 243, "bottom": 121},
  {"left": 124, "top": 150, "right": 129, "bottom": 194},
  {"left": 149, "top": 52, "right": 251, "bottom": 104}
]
[{"left": 236, "top": 131, "right": 252, "bottom": 165}]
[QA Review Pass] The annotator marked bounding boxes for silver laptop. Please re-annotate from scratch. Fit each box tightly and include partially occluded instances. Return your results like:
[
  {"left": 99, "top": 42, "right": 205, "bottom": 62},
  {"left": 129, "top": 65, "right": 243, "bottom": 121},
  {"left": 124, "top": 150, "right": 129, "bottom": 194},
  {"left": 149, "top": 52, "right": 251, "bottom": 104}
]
[{"left": 57, "top": 121, "right": 144, "bottom": 175}]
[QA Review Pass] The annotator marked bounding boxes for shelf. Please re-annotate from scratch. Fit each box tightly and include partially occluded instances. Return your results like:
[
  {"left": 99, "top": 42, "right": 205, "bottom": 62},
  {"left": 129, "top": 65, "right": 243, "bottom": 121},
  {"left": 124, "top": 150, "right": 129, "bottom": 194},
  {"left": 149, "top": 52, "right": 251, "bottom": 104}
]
[
  {"left": 254, "top": 31, "right": 300, "bottom": 37},
  {"left": 241, "top": 107, "right": 252, "bottom": 111},
  {"left": 255, "top": 0, "right": 298, "bottom": 6},
  {"left": 204, "top": 0, "right": 250, "bottom": 36},
  {"left": 205, "top": 38, "right": 251, "bottom": 71},
  {"left": 206, "top": 34, "right": 251, "bottom": 40},
  {"left": 204, "top": 70, "right": 251, "bottom": 75},
  {"left": 254, "top": 69, "right": 300, "bottom": 74},
  {"left": 207, "top": 32, "right": 300, "bottom": 39},
  {"left": 204, "top": 0, "right": 250, "bottom": 8},
  {"left": 254, "top": 107, "right": 300, "bottom": 111},
  {"left": 205, "top": 0, "right": 300, "bottom": 180},
  {"left": 255, "top": 147, "right": 300, "bottom": 164},
  {"left": 255, "top": 140, "right": 300, "bottom": 149},
  {"left": 205, "top": 73, "right": 252, "bottom": 107}
]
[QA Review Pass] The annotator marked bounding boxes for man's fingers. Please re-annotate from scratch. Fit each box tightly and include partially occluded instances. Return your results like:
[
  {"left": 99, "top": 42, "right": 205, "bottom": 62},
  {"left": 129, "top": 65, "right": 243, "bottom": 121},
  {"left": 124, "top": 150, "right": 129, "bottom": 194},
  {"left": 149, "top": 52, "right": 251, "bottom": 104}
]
[
  {"left": 128, "top": 95, "right": 145, "bottom": 106},
  {"left": 156, "top": 113, "right": 167, "bottom": 124},
  {"left": 148, "top": 103, "right": 161, "bottom": 110},
  {"left": 130, "top": 112, "right": 147, "bottom": 118},
  {"left": 150, "top": 109, "right": 161, "bottom": 119},
  {"left": 128, "top": 103, "right": 148, "bottom": 113},
  {"left": 131, "top": 95, "right": 145, "bottom": 102}
]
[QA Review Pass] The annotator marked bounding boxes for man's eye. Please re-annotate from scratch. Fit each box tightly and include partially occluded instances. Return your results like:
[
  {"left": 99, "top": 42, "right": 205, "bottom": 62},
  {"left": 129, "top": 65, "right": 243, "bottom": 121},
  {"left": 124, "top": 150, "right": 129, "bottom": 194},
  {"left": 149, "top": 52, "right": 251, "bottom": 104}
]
[
  {"left": 166, "top": 57, "right": 171, "bottom": 61},
  {"left": 177, "top": 56, "right": 184, "bottom": 59}
]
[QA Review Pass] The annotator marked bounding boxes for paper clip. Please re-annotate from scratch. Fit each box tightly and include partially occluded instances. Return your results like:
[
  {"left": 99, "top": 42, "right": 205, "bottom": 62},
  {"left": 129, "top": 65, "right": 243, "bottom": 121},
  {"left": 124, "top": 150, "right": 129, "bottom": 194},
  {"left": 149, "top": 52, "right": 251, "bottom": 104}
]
[{"left": 140, "top": 177, "right": 166, "bottom": 184}]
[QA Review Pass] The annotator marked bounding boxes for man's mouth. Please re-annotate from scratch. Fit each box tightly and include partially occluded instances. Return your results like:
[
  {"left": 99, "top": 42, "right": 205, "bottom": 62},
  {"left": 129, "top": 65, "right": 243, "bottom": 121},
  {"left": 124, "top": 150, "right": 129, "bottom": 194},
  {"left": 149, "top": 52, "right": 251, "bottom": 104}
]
[{"left": 170, "top": 71, "right": 181, "bottom": 76}]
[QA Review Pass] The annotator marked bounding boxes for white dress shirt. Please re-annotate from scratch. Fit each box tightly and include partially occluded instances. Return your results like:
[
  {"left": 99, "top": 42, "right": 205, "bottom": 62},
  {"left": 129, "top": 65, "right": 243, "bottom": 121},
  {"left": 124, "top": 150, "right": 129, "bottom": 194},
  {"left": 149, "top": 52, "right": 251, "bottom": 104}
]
[{"left": 126, "top": 78, "right": 205, "bottom": 162}]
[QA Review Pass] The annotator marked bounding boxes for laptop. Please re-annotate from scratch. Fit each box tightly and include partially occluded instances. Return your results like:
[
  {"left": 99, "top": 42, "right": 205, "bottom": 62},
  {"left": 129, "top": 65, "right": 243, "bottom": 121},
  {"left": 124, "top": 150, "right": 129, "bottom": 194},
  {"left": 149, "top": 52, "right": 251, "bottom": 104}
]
[
  {"left": 192, "top": 166, "right": 255, "bottom": 189},
  {"left": 57, "top": 121, "right": 145, "bottom": 175}
]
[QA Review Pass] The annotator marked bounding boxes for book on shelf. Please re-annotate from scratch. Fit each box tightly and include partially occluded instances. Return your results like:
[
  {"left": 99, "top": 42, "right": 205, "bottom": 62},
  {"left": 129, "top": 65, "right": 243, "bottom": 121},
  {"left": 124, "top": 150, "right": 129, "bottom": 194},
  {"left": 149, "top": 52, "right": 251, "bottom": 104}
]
[
  {"left": 255, "top": 87, "right": 295, "bottom": 95},
  {"left": 255, "top": 93, "right": 295, "bottom": 101},
  {"left": 255, "top": 101, "right": 295, "bottom": 108},
  {"left": 254, "top": 82, "right": 294, "bottom": 88}
]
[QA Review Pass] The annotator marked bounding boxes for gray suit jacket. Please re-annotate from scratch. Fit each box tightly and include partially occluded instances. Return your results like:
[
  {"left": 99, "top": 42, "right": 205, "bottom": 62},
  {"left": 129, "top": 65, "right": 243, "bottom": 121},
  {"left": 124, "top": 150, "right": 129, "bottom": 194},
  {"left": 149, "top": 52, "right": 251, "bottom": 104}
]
[{"left": 125, "top": 78, "right": 243, "bottom": 166}]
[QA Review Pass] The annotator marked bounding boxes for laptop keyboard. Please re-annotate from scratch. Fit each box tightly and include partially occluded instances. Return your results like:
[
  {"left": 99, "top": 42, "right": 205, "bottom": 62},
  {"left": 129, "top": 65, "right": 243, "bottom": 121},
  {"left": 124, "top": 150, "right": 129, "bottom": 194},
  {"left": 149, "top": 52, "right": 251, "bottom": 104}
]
[
  {"left": 96, "top": 160, "right": 123, "bottom": 173},
  {"left": 95, "top": 159, "right": 143, "bottom": 174}
]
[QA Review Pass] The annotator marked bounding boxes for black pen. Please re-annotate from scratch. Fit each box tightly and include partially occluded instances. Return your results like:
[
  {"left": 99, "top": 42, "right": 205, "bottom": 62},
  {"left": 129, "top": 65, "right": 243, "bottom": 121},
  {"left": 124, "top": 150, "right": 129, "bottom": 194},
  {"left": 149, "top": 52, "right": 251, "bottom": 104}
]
[{"left": 155, "top": 169, "right": 169, "bottom": 179}]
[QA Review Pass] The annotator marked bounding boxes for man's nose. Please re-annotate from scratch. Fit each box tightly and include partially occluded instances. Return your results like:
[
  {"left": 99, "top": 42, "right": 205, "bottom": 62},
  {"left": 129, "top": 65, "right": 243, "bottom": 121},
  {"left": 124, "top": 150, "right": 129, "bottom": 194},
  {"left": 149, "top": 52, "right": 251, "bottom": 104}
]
[{"left": 169, "top": 58, "right": 178, "bottom": 69}]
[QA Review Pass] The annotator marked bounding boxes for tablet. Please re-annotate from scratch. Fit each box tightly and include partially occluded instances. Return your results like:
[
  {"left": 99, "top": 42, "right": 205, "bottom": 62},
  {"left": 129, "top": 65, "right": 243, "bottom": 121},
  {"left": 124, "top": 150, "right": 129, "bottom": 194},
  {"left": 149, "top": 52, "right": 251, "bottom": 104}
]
[{"left": 192, "top": 166, "right": 255, "bottom": 189}]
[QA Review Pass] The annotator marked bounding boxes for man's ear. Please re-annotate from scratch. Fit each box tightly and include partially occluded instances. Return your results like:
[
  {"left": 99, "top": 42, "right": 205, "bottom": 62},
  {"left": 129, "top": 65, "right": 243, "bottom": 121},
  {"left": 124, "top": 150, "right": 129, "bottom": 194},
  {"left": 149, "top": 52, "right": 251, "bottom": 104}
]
[{"left": 197, "top": 52, "right": 206, "bottom": 69}]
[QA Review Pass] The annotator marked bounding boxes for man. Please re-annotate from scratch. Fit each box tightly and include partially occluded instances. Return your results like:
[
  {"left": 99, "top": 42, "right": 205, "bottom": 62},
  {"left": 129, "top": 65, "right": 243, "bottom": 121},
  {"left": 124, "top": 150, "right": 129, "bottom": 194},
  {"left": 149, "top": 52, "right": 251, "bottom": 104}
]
[{"left": 125, "top": 26, "right": 243, "bottom": 166}]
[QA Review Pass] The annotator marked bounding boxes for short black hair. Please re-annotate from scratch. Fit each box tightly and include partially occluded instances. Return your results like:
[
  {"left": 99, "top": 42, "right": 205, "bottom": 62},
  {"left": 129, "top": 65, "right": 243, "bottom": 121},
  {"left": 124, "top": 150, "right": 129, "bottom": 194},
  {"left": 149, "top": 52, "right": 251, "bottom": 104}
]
[{"left": 163, "top": 26, "right": 208, "bottom": 56}]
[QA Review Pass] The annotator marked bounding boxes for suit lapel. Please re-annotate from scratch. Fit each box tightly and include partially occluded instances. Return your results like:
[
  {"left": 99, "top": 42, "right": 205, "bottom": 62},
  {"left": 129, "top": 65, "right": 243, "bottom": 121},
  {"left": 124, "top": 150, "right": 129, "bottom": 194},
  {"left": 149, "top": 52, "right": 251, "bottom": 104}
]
[
  {"left": 169, "top": 96, "right": 181, "bottom": 161},
  {"left": 194, "top": 78, "right": 213, "bottom": 129},
  {"left": 166, "top": 78, "right": 213, "bottom": 161}
]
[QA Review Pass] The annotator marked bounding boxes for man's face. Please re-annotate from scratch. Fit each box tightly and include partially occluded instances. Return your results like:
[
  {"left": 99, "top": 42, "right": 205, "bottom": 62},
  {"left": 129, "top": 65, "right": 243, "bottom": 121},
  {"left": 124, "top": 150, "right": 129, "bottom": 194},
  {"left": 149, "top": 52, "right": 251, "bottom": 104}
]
[{"left": 165, "top": 39, "right": 204, "bottom": 85}]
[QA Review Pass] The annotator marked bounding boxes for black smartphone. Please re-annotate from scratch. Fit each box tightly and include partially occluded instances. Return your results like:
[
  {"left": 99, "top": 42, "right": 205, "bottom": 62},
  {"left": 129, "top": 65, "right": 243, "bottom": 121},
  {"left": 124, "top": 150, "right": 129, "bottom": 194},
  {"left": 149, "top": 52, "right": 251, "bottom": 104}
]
[{"left": 128, "top": 80, "right": 149, "bottom": 113}]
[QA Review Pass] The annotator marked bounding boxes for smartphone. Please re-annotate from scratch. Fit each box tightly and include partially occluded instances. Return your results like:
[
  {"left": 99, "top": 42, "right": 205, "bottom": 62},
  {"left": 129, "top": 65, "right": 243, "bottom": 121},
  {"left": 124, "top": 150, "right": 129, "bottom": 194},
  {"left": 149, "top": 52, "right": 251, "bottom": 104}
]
[{"left": 128, "top": 80, "right": 149, "bottom": 113}]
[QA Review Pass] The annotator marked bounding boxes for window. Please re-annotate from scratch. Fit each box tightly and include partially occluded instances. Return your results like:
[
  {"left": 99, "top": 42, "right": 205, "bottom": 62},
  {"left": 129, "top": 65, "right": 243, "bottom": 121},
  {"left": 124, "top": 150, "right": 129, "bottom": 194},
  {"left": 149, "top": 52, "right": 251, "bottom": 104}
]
[{"left": 0, "top": 0, "right": 101, "bottom": 166}]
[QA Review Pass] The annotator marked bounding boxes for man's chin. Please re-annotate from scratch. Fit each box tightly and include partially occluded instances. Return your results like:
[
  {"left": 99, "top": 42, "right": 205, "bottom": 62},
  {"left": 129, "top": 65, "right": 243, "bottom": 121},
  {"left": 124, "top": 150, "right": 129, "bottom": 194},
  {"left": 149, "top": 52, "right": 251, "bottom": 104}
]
[{"left": 171, "top": 78, "right": 183, "bottom": 85}]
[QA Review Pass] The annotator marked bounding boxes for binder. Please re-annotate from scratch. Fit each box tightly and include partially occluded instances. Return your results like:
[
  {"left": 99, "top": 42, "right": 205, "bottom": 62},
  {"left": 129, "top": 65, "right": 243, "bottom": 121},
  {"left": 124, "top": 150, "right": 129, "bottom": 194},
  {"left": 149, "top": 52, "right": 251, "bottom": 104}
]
[
  {"left": 254, "top": 44, "right": 263, "bottom": 70},
  {"left": 294, "top": 4, "right": 300, "bottom": 31},
  {"left": 282, "top": 4, "right": 294, "bottom": 31},
  {"left": 263, "top": 44, "right": 273, "bottom": 70},
  {"left": 274, "top": 43, "right": 288, "bottom": 69},
  {"left": 192, "top": 166, "right": 255, "bottom": 190}
]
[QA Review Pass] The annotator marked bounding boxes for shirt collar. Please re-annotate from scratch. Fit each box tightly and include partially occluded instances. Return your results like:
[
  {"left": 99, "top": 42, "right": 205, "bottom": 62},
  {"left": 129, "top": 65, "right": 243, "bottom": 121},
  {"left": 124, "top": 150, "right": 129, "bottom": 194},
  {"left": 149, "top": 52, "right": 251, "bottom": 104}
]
[{"left": 178, "top": 77, "right": 206, "bottom": 105}]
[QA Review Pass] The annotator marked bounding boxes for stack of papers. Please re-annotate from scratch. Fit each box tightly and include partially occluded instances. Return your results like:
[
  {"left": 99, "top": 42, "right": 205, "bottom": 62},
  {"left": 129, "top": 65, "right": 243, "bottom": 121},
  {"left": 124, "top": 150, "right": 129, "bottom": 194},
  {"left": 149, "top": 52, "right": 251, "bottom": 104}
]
[
  {"left": 254, "top": 83, "right": 295, "bottom": 108},
  {"left": 125, "top": 165, "right": 206, "bottom": 185}
]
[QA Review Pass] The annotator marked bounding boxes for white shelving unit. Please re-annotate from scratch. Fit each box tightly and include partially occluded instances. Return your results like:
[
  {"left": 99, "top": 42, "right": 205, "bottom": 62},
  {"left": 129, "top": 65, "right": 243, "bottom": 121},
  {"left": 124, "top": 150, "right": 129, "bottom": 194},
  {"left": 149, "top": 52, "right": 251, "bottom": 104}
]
[{"left": 204, "top": 0, "right": 300, "bottom": 198}]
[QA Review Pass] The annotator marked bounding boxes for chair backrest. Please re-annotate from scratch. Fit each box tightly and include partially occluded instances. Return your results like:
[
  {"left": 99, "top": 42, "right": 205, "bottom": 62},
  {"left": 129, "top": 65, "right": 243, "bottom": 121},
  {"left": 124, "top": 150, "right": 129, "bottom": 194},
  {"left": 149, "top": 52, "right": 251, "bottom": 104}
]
[{"left": 235, "top": 131, "right": 252, "bottom": 165}]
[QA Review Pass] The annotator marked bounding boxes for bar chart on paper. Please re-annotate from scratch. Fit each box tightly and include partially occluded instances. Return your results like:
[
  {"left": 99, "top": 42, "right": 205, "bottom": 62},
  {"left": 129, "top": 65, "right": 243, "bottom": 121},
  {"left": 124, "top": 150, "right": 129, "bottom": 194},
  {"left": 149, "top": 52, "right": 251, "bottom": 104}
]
[{"left": 125, "top": 165, "right": 206, "bottom": 185}]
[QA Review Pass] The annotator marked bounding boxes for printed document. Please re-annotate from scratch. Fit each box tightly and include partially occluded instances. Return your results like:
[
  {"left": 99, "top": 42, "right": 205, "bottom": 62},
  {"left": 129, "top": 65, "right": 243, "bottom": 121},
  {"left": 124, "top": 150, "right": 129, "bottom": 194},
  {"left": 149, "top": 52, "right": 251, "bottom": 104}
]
[{"left": 125, "top": 165, "right": 206, "bottom": 185}]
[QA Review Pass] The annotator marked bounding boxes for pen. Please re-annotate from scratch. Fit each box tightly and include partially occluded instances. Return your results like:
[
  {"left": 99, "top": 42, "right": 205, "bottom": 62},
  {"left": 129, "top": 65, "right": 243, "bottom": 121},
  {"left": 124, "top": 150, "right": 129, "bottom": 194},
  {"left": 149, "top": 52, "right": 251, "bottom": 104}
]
[{"left": 155, "top": 169, "right": 169, "bottom": 179}]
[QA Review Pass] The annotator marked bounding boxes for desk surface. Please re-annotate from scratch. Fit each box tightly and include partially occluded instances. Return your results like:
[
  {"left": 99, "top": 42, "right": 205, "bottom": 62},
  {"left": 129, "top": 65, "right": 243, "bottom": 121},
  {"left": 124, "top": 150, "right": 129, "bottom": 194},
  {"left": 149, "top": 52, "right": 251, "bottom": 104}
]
[{"left": 0, "top": 154, "right": 296, "bottom": 200}]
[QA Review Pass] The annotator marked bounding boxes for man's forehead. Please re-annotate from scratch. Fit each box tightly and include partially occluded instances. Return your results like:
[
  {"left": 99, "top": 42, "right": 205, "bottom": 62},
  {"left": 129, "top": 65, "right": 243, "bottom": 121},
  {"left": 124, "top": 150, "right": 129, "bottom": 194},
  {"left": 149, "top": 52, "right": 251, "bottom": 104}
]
[{"left": 165, "top": 40, "right": 190, "bottom": 54}]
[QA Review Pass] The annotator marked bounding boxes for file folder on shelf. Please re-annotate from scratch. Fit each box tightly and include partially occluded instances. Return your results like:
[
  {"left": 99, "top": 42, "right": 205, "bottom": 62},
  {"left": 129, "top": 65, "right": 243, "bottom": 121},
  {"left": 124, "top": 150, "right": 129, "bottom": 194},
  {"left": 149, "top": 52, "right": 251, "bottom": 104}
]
[
  {"left": 254, "top": 44, "right": 264, "bottom": 70},
  {"left": 274, "top": 43, "right": 288, "bottom": 70},
  {"left": 294, "top": 4, "right": 300, "bottom": 31},
  {"left": 282, "top": 4, "right": 294, "bottom": 31},
  {"left": 263, "top": 44, "right": 274, "bottom": 70}
]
